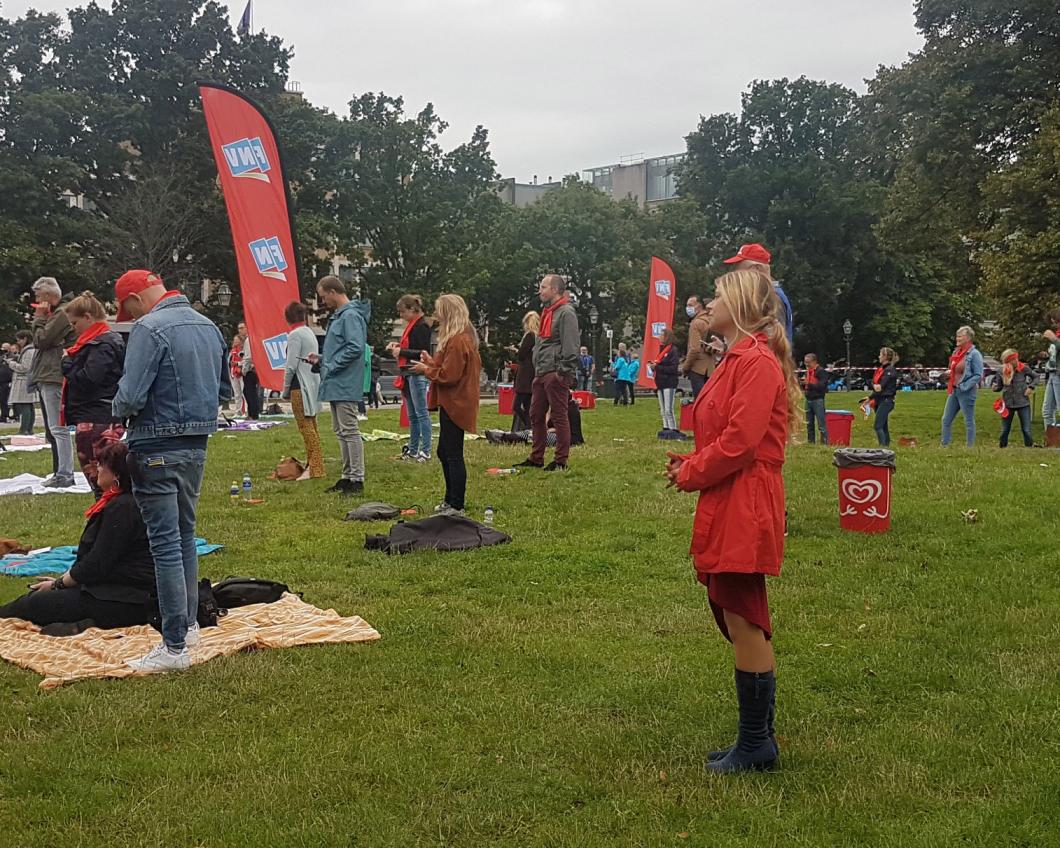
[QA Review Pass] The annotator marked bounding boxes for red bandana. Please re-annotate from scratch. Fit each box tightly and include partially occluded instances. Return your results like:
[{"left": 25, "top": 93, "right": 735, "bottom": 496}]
[
  {"left": 393, "top": 316, "right": 421, "bottom": 390},
  {"left": 84, "top": 487, "right": 121, "bottom": 519},
  {"left": 539, "top": 296, "right": 570, "bottom": 339}
]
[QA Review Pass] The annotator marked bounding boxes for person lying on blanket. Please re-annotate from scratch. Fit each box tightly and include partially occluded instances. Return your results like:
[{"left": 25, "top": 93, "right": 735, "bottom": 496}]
[
  {"left": 487, "top": 398, "right": 585, "bottom": 447},
  {"left": 0, "top": 441, "right": 157, "bottom": 635}
]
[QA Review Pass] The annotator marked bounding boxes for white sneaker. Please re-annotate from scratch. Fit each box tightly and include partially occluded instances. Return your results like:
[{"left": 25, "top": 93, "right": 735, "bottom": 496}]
[
  {"left": 356, "top": 414, "right": 369, "bottom": 422},
  {"left": 125, "top": 643, "right": 191, "bottom": 674},
  {"left": 415, "top": 451, "right": 431, "bottom": 463},
  {"left": 185, "top": 622, "right": 201, "bottom": 648}
]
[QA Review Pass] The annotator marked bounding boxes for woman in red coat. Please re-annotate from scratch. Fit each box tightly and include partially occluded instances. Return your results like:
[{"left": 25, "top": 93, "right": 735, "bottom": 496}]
[{"left": 666, "top": 269, "right": 802, "bottom": 774}]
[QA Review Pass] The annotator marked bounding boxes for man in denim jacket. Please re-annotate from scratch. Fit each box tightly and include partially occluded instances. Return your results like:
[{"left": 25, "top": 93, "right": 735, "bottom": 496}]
[{"left": 111, "top": 270, "right": 232, "bottom": 674}]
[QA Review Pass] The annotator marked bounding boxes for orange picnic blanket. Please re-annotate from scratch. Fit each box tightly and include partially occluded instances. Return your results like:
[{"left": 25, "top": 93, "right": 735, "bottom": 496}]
[{"left": 0, "top": 594, "right": 380, "bottom": 689}]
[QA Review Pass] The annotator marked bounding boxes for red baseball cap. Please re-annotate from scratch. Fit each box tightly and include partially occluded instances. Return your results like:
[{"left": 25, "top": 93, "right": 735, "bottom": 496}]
[
  {"left": 115, "top": 270, "right": 163, "bottom": 321},
  {"left": 723, "top": 243, "right": 771, "bottom": 265}
]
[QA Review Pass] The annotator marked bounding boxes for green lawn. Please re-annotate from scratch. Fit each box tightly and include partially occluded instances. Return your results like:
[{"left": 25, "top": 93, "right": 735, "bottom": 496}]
[{"left": 0, "top": 391, "right": 1057, "bottom": 847}]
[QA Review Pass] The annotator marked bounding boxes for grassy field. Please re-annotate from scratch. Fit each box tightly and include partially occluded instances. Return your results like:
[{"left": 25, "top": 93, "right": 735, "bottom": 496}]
[{"left": 0, "top": 390, "right": 1057, "bottom": 847}]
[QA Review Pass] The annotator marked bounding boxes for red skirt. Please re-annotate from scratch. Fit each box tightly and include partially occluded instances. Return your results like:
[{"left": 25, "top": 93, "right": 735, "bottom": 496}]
[{"left": 697, "top": 571, "right": 772, "bottom": 641}]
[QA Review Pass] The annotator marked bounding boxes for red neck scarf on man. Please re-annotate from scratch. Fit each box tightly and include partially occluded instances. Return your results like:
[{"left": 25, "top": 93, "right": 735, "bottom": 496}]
[
  {"left": 539, "top": 296, "right": 569, "bottom": 339},
  {"left": 393, "top": 316, "right": 420, "bottom": 390},
  {"left": 61, "top": 321, "right": 111, "bottom": 425},
  {"left": 806, "top": 366, "right": 819, "bottom": 386},
  {"left": 84, "top": 486, "right": 121, "bottom": 519},
  {"left": 947, "top": 342, "right": 972, "bottom": 395}
]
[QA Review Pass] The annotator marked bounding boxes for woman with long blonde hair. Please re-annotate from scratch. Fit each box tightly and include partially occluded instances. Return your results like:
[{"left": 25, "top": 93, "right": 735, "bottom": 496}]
[
  {"left": 991, "top": 348, "right": 1037, "bottom": 448},
  {"left": 509, "top": 310, "right": 540, "bottom": 431},
  {"left": 410, "top": 294, "right": 481, "bottom": 515},
  {"left": 665, "top": 269, "right": 800, "bottom": 774}
]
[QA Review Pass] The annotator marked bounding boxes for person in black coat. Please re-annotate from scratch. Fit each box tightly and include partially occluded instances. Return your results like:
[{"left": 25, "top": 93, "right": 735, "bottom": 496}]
[
  {"left": 0, "top": 348, "right": 12, "bottom": 422},
  {"left": 61, "top": 293, "right": 126, "bottom": 496},
  {"left": 0, "top": 441, "right": 157, "bottom": 634},
  {"left": 651, "top": 328, "right": 682, "bottom": 433},
  {"left": 802, "top": 353, "right": 830, "bottom": 444},
  {"left": 508, "top": 311, "right": 539, "bottom": 432},
  {"left": 867, "top": 347, "right": 899, "bottom": 446}
]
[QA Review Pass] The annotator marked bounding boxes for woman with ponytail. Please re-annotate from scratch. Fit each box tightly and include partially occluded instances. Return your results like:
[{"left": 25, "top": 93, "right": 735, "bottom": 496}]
[
  {"left": 991, "top": 348, "right": 1037, "bottom": 448},
  {"left": 868, "top": 347, "right": 899, "bottom": 446},
  {"left": 664, "top": 269, "right": 801, "bottom": 774}
]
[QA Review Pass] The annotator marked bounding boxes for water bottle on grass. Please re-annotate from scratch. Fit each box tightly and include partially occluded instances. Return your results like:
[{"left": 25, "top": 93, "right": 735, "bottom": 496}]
[{"left": 242, "top": 472, "right": 252, "bottom": 500}]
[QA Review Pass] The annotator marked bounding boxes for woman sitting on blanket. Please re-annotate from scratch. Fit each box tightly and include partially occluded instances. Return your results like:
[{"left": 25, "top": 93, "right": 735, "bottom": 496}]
[
  {"left": 485, "top": 398, "right": 584, "bottom": 447},
  {"left": 0, "top": 441, "right": 156, "bottom": 635}
]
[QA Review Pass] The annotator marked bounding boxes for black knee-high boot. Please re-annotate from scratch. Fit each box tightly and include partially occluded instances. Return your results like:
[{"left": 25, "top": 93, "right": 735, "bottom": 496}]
[
  {"left": 708, "top": 687, "right": 777, "bottom": 762},
  {"left": 707, "top": 669, "right": 778, "bottom": 773}
]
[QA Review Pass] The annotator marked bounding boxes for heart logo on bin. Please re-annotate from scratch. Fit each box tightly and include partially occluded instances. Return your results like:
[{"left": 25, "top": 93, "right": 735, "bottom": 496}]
[{"left": 841, "top": 479, "right": 883, "bottom": 505}]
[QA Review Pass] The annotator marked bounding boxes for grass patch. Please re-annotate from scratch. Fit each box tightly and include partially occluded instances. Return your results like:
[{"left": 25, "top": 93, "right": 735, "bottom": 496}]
[{"left": 0, "top": 392, "right": 1057, "bottom": 846}]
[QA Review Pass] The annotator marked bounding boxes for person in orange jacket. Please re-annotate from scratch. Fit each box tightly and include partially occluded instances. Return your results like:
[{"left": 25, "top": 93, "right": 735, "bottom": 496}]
[{"left": 665, "top": 268, "right": 802, "bottom": 774}]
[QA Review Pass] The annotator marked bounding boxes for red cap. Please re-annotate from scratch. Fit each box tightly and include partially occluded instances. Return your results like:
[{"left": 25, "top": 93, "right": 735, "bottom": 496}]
[
  {"left": 115, "top": 270, "right": 163, "bottom": 321},
  {"left": 723, "top": 243, "right": 771, "bottom": 265}
]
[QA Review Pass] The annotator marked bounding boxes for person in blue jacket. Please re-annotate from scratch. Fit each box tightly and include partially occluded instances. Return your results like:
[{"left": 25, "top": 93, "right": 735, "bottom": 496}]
[
  {"left": 941, "top": 326, "right": 984, "bottom": 447},
  {"left": 612, "top": 344, "right": 630, "bottom": 406},
  {"left": 627, "top": 349, "right": 641, "bottom": 405}
]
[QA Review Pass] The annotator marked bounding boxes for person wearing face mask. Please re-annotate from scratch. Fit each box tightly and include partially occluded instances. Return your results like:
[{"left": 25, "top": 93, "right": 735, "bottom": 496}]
[
  {"left": 681, "top": 295, "right": 715, "bottom": 398},
  {"left": 60, "top": 292, "right": 126, "bottom": 497},
  {"left": 515, "top": 274, "right": 580, "bottom": 471}
]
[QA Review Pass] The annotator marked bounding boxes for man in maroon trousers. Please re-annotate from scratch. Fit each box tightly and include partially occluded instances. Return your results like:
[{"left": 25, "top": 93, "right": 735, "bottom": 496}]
[{"left": 516, "top": 275, "right": 581, "bottom": 471}]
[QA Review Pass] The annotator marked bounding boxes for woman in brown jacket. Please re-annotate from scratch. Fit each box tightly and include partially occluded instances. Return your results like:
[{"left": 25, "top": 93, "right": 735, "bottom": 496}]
[{"left": 411, "top": 294, "right": 482, "bottom": 516}]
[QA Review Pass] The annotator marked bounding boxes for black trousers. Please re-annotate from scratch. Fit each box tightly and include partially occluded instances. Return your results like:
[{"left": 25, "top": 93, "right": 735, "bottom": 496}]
[
  {"left": 0, "top": 586, "right": 149, "bottom": 629},
  {"left": 512, "top": 391, "right": 532, "bottom": 432},
  {"left": 242, "top": 370, "right": 262, "bottom": 419},
  {"left": 438, "top": 407, "right": 467, "bottom": 511},
  {"left": 0, "top": 382, "right": 9, "bottom": 421}
]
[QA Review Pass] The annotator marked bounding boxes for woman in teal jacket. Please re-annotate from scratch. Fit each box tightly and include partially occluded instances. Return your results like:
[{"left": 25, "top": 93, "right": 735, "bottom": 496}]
[{"left": 612, "top": 349, "right": 631, "bottom": 406}]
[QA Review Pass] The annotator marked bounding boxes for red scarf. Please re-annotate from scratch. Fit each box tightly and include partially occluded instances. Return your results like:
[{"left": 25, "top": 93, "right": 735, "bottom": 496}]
[
  {"left": 947, "top": 342, "right": 972, "bottom": 395},
  {"left": 84, "top": 486, "right": 121, "bottom": 519},
  {"left": 393, "top": 316, "right": 420, "bottom": 390},
  {"left": 806, "top": 367, "right": 818, "bottom": 386},
  {"left": 539, "top": 296, "right": 569, "bottom": 339},
  {"left": 61, "top": 321, "right": 111, "bottom": 425},
  {"left": 656, "top": 344, "right": 673, "bottom": 363}
]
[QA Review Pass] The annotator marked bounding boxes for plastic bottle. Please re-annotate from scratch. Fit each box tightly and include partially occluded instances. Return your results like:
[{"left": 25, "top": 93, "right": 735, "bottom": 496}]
[
  {"left": 229, "top": 481, "right": 240, "bottom": 502},
  {"left": 484, "top": 505, "right": 494, "bottom": 525},
  {"left": 486, "top": 467, "right": 519, "bottom": 476},
  {"left": 242, "top": 472, "right": 252, "bottom": 500}
]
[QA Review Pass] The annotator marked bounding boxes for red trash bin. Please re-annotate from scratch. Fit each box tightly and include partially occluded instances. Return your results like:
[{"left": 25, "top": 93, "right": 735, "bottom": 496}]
[
  {"left": 834, "top": 449, "right": 896, "bottom": 534},
  {"left": 826, "top": 410, "right": 854, "bottom": 446},
  {"left": 572, "top": 390, "right": 596, "bottom": 409},
  {"left": 497, "top": 385, "right": 514, "bottom": 415},
  {"left": 679, "top": 402, "right": 695, "bottom": 432},
  {"left": 399, "top": 398, "right": 409, "bottom": 428}
]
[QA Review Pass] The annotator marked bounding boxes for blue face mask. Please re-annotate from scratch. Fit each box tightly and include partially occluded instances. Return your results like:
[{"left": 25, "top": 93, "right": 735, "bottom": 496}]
[{"left": 685, "top": 306, "right": 697, "bottom": 318}]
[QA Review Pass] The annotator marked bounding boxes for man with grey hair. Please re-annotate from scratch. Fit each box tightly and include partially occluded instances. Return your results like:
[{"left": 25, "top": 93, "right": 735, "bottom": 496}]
[
  {"left": 30, "top": 276, "right": 76, "bottom": 487},
  {"left": 516, "top": 274, "right": 580, "bottom": 471}
]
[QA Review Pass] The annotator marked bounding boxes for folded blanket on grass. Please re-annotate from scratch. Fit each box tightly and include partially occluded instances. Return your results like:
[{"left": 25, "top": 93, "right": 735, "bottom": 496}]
[
  {"left": 0, "top": 538, "right": 223, "bottom": 577},
  {"left": 220, "top": 420, "right": 287, "bottom": 432},
  {"left": 0, "top": 593, "right": 380, "bottom": 689},
  {"left": 0, "top": 473, "right": 92, "bottom": 497}
]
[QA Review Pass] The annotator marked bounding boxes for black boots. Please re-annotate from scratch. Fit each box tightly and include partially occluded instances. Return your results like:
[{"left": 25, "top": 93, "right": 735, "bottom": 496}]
[
  {"left": 707, "top": 683, "right": 777, "bottom": 762},
  {"left": 706, "top": 669, "right": 779, "bottom": 773}
]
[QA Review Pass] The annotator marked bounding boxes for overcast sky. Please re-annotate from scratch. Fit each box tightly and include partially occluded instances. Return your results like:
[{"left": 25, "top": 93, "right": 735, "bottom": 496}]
[{"left": 5, "top": 0, "right": 923, "bottom": 181}]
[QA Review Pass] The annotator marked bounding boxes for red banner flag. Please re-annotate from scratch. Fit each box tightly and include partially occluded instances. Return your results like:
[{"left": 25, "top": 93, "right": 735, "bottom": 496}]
[
  {"left": 637, "top": 257, "right": 677, "bottom": 389},
  {"left": 198, "top": 81, "right": 301, "bottom": 391}
]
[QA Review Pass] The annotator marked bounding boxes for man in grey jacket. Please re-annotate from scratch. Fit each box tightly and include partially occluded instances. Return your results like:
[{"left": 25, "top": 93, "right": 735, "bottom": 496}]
[
  {"left": 517, "top": 274, "right": 580, "bottom": 471},
  {"left": 29, "top": 276, "right": 76, "bottom": 487}
]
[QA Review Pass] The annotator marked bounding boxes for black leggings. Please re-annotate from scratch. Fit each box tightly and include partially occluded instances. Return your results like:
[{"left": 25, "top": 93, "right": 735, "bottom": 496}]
[
  {"left": 0, "top": 586, "right": 150, "bottom": 629},
  {"left": 242, "top": 370, "right": 261, "bottom": 419},
  {"left": 438, "top": 407, "right": 467, "bottom": 511},
  {"left": 512, "top": 391, "right": 532, "bottom": 432}
]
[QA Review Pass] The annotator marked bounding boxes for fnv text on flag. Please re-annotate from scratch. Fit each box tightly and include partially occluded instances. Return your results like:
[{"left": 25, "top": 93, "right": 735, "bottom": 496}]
[
  {"left": 198, "top": 81, "right": 300, "bottom": 392},
  {"left": 637, "top": 256, "right": 678, "bottom": 390},
  {"left": 222, "top": 136, "right": 271, "bottom": 181}
]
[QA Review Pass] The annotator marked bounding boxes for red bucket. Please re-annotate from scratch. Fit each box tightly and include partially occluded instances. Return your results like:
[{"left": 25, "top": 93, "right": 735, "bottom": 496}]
[
  {"left": 826, "top": 410, "right": 854, "bottom": 446},
  {"left": 572, "top": 390, "right": 596, "bottom": 409},
  {"left": 497, "top": 385, "right": 514, "bottom": 415}
]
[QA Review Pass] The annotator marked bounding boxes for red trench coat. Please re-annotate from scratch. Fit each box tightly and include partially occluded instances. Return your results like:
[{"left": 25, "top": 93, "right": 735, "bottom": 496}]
[{"left": 675, "top": 333, "right": 788, "bottom": 578}]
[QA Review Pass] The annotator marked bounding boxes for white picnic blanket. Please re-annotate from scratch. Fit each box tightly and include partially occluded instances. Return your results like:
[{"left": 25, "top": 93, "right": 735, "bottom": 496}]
[
  {"left": 1, "top": 443, "right": 51, "bottom": 453},
  {"left": 0, "top": 473, "right": 92, "bottom": 496}
]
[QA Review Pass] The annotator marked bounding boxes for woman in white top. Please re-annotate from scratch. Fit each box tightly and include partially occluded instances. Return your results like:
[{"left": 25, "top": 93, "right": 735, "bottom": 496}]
[{"left": 280, "top": 302, "right": 325, "bottom": 480}]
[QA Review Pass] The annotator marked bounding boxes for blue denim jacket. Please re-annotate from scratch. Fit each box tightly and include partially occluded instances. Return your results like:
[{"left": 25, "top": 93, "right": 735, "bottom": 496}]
[
  {"left": 318, "top": 299, "right": 371, "bottom": 403},
  {"left": 112, "top": 294, "right": 233, "bottom": 445},
  {"left": 956, "top": 346, "right": 984, "bottom": 395}
]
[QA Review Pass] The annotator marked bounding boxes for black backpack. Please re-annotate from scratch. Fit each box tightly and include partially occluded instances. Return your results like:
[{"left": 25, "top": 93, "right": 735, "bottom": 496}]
[
  {"left": 147, "top": 578, "right": 225, "bottom": 633},
  {"left": 212, "top": 577, "right": 292, "bottom": 608}
]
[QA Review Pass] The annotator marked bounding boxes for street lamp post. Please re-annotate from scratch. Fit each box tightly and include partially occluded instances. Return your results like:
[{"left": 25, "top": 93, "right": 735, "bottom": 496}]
[
  {"left": 589, "top": 305, "right": 599, "bottom": 389},
  {"left": 843, "top": 318, "right": 853, "bottom": 386}
]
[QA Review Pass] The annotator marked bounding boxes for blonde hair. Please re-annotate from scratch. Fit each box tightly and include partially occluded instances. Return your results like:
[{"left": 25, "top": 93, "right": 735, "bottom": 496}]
[
  {"left": 434, "top": 294, "right": 477, "bottom": 351},
  {"left": 523, "top": 311, "right": 540, "bottom": 334},
  {"left": 880, "top": 347, "right": 899, "bottom": 365},
  {"left": 1001, "top": 348, "right": 1019, "bottom": 386},
  {"left": 66, "top": 291, "right": 107, "bottom": 322},
  {"left": 715, "top": 270, "right": 802, "bottom": 436}
]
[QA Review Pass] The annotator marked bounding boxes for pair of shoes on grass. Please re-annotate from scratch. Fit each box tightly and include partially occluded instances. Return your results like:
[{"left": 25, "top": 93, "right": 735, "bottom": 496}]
[
  {"left": 514, "top": 459, "right": 568, "bottom": 471},
  {"left": 325, "top": 478, "right": 364, "bottom": 496}
]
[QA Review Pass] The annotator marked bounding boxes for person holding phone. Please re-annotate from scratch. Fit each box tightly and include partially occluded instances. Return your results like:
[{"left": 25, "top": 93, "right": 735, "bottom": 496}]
[
  {"left": 281, "top": 301, "right": 325, "bottom": 479},
  {"left": 29, "top": 276, "right": 76, "bottom": 488},
  {"left": 386, "top": 294, "right": 433, "bottom": 461},
  {"left": 665, "top": 269, "right": 801, "bottom": 774}
]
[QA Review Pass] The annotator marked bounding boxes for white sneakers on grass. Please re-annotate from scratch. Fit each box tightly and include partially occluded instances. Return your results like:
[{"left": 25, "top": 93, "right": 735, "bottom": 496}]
[{"left": 125, "top": 623, "right": 200, "bottom": 674}]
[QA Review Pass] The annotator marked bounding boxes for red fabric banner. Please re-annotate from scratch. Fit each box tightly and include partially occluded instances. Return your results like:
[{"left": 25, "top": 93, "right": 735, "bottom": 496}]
[
  {"left": 637, "top": 256, "right": 677, "bottom": 389},
  {"left": 198, "top": 82, "right": 300, "bottom": 391}
]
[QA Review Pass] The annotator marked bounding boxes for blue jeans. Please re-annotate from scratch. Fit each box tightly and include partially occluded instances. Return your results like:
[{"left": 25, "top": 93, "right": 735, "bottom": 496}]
[
  {"left": 874, "top": 398, "right": 894, "bottom": 446},
  {"left": 404, "top": 375, "right": 431, "bottom": 456},
  {"left": 1043, "top": 374, "right": 1060, "bottom": 426},
  {"left": 999, "top": 405, "right": 1033, "bottom": 447},
  {"left": 130, "top": 448, "right": 206, "bottom": 650},
  {"left": 805, "top": 397, "right": 828, "bottom": 444},
  {"left": 941, "top": 391, "right": 977, "bottom": 446},
  {"left": 39, "top": 383, "right": 75, "bottom": 478}
]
